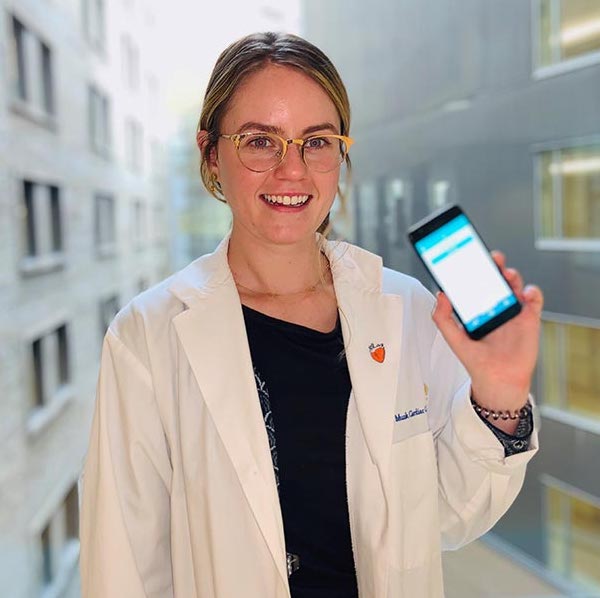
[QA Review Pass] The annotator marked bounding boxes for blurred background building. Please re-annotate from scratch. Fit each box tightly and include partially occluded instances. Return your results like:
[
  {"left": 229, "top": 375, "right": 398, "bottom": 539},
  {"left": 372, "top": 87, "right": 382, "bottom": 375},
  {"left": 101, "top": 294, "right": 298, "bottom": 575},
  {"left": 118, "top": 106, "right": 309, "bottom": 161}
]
[
  {"left": 303, "top": 0, "right": 600, "bottom": 596},
  {"left": 0, "top": 0, "right": 170, "bottom": 595},
  {"left": 1, "top": 0, "right": 598, "bottom": 596}
]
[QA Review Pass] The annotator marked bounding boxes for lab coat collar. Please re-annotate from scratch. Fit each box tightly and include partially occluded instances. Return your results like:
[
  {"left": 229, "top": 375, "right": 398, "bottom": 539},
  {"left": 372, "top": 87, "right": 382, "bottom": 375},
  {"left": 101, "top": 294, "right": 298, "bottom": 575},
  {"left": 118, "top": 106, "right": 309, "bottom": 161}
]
[{"left": 168, "top": 233, "right": 403, "bottom": 588}]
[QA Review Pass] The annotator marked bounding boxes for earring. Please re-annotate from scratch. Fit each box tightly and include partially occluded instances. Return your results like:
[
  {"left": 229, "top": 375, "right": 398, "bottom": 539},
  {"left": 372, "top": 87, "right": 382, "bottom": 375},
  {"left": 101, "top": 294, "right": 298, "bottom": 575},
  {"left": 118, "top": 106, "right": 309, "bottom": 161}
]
[{"left": 209, "top": 172, "right": 222, "bottom": 194}]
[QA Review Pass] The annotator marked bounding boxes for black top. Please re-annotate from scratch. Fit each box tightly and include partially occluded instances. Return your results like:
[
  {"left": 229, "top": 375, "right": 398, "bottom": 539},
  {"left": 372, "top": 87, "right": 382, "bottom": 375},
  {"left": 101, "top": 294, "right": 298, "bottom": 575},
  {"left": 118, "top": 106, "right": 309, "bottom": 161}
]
[
  {"left": 242, "top": 304, "right": 358, "bottom": 598},
  {"left": 241, "top": 303, "right": 533, "bottom": 597}
]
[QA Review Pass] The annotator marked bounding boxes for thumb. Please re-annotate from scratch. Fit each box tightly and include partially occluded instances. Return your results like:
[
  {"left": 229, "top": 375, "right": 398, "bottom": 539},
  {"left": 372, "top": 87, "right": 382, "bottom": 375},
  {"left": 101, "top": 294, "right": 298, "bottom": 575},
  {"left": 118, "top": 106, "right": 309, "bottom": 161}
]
[{"left": 431, "top": 291, "right": 468, "bottom": 350}]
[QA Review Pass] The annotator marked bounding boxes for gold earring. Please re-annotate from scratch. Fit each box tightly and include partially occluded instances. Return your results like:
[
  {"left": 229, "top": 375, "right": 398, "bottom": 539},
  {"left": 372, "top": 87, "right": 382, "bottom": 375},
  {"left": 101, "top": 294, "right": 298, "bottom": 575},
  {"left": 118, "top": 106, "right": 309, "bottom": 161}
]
[{"left": 209, "top": 172, "right": 221, "bottom": 193}]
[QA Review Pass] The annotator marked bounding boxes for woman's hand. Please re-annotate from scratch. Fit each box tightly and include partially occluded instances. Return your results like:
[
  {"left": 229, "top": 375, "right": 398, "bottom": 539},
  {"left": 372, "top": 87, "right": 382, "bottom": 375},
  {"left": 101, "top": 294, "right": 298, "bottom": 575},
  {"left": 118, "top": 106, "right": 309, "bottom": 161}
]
[{"left": 431, "top": 251, "right": 544, "bottom": 433}]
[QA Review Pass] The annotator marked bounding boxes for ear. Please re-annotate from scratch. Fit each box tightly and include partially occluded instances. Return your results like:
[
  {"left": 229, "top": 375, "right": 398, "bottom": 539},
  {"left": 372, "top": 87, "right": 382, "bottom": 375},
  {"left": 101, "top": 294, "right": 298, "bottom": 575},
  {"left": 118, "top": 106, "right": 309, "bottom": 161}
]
[{"left": 196, "top": 129, "right": 219, "bottom": 172}]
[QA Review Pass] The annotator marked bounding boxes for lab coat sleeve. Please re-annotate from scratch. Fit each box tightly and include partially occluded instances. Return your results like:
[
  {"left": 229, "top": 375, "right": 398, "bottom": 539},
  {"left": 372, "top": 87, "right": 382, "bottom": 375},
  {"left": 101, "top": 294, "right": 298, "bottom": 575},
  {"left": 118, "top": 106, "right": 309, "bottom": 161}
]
[
  {"left": 80, "top": 328, "right": 173, "bottom": 598},
  {"left": 427, "top": 331, "right": 539, "bottom": 551}
]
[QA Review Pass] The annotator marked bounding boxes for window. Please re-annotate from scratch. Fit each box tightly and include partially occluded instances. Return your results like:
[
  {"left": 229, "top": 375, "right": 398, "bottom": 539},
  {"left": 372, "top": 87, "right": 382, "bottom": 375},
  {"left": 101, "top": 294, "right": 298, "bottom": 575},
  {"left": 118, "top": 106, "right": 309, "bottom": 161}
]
[
  {"left": 40, "top": 523, "right": 52, "bottom": 585},
  {"left": 385, "top": 179, "right": 409, "bottom": 249},
  {"left": 536, "top": 0, "right": 600, "bottom": 74},
  {"left": 356, "top": 182, "right": 379, "bottom": 252},
  {"left": 125, "top": 118, "right": 144, "bottom": 172},
  {"left": 132, "top": 199, "right": 146, "bottom": 248},
  {"left": 545, "top": 481, "right": 600, "bottom": 593},
  {"left": 20, "top": 180, "right": 65, "bottom": 274},
  {"left": 82, "top": 0, "right": 106, "bottom": 51},
  {"left": 94, "top": 193, "right": 116, "bottom": 255},
  {"left": 152, "top": 203, "right": 167, "bottom": 243},
  {"left": 536, "top": 143, "right": 600, "bottom": 249},
  {"left": 37, "top": 482, "right": 80, "bottom": 593},
  {"left": 9, "top": 16, "right": 55, "bottom": 120},
  {"left": 88, "top": 85, "right": 111, "bottom": 157},
  {"left": 29, "top": 324, "right": 70, "bottom": 410},
  {"left": 27, "top": 323, "right": 73, "bottom": 435},
  {"left": 12, "top": 17, "right": 27, "bottom": 100},
  {"left": 121, "top": 34, "right": 140, "bottom": 90},
  {"left": 99, "top": 295, "right": 119, "bottom": 338},
  {"left": 41, "top": 42, "right": 54, "bottom": 115},
  {"left": 540, "top": 318, "right": 600, "bottom": 421}
]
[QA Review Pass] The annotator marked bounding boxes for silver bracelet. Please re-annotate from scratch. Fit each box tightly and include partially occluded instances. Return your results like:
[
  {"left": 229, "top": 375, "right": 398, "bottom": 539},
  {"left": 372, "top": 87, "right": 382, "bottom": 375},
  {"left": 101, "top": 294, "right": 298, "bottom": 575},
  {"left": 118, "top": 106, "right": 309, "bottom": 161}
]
[{"left": 470, "top": 397, "right": 531, "bottom": 421}]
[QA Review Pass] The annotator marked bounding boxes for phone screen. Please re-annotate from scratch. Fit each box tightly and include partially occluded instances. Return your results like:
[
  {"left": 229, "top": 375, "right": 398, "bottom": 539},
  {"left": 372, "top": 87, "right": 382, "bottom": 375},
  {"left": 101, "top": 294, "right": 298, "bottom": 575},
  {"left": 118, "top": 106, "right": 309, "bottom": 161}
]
[{"left": 413, "top": 213, "right": 518, "bottom": 333}]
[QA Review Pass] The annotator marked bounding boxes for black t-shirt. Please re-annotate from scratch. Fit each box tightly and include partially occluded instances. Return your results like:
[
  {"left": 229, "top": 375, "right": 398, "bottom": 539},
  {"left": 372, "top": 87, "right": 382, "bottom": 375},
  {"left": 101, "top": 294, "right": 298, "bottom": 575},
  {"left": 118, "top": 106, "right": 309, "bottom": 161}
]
[{"left": 242, "top": 304, "right": 358, "bottom": 598}]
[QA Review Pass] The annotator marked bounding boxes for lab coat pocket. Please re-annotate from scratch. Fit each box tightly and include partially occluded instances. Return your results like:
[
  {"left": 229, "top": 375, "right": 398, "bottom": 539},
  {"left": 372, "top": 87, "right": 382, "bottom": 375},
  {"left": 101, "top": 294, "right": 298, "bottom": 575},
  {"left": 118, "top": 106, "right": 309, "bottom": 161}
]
[{"left": 389, "top": 430, "right": 441, "bottom": 570}]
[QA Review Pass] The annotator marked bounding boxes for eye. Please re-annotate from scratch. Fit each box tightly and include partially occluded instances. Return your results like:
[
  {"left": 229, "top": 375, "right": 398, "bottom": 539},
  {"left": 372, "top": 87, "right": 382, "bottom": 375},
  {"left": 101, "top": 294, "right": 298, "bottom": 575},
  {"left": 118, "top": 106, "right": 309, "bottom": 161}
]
[
  {"left": 305, "top": 136, "right": 330, "bottom": 150},
  {"left": 245, "top": 135, "right": 275, "bottom": 149}
]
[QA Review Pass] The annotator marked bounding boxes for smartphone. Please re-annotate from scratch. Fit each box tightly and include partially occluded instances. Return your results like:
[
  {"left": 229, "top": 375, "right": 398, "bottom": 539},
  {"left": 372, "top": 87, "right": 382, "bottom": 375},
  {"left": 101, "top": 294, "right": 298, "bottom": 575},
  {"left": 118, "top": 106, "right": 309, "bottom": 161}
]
[{"left": 407, "top": 204, "right": 521, "bottom": 340}]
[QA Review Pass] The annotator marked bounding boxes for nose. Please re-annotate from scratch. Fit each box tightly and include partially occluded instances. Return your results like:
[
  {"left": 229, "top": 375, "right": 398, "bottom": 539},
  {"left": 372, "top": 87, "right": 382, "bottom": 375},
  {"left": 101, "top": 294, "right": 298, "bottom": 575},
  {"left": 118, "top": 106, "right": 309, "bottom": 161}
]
[{"left": 274, "top": 140, "right": 308, "bottom": 179}]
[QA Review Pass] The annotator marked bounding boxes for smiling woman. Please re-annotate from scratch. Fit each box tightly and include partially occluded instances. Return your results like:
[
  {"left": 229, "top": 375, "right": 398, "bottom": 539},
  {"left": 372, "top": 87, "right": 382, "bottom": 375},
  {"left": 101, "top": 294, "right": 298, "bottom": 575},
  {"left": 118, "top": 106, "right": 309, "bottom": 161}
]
[{"left": 79, "top": 32, "right": 543, "bottom": 598}]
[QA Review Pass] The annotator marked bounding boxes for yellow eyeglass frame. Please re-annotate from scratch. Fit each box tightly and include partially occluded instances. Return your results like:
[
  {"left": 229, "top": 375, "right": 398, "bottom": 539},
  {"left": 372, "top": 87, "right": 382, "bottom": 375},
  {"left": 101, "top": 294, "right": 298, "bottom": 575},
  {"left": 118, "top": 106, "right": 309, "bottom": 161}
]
[{"left": 219, "top": 132, "right": 354, "bottom": 173}]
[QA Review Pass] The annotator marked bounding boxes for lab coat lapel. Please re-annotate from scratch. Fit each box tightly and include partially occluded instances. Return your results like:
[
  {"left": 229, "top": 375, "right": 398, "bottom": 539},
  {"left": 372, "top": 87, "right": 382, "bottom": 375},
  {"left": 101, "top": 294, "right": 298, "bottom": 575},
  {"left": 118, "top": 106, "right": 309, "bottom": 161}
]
[
  {"left": 169, "top": 242, "right": 288, "bottom": 587},
  {"left": 327, "top": 244, "right": 404, "bottom": 479}
]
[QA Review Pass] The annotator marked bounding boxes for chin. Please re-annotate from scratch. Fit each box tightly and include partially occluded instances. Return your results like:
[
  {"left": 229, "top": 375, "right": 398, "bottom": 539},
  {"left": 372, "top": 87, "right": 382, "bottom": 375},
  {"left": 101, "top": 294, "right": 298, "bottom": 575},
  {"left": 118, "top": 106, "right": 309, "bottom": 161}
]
[{"left": 260, "top": 225, "right": 319, "bottom": 246}]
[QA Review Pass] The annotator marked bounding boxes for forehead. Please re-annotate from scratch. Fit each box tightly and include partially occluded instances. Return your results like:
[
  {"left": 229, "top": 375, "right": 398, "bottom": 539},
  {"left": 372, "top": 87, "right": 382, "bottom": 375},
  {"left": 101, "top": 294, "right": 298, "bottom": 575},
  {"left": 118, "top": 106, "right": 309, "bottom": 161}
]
[{"left": 221, "top": 64, "right": 340, "bottom": 134}]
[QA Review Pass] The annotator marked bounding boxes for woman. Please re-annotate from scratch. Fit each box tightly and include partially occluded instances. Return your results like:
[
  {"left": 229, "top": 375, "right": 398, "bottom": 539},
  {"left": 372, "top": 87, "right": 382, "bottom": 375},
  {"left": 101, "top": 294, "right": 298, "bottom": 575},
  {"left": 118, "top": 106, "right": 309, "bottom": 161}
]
[{"left": 80, "top": 32, "right": 543, "bottom": 598}]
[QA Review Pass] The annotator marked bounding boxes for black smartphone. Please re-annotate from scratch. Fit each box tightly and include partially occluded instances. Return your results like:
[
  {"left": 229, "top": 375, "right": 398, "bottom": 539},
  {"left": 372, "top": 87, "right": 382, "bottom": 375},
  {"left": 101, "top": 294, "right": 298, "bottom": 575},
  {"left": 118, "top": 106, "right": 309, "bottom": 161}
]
[{"left": 407, "top": 204, "right": 521, "bottom": 340}]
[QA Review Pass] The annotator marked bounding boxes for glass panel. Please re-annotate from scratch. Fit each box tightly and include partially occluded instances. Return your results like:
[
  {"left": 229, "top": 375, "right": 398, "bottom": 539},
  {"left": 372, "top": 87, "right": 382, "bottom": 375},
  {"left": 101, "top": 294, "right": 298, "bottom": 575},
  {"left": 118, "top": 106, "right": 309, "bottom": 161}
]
[
  {"left": 538, "top": 0, "right": 555, "bottom": 67},
  {"left": 57, "top": 325, "right": 69, "bottom": 385},
  {"left": 65, "top": 484, "right": 79, "bottom": 539},
  {"left": 541, "top": 321, "right": 562, "bottom": 407},
  {"left": 564, "top": 323, "right": 600, "bottom": 419},
  {"left": 40, "top": 523, "right": 52, "bottom": 585},
  {"left": 560, "top": 0, "right": 600, "bottom": 61},
  {"left": 23, "top": 180, "right": 37, "bottom": 256},
  {"left": 41, "top": 42, "right": 54, "bottom": 114},
  {"left": 32, "top": 338, "right": 44, "bottom": 407},
  {"left": 571, "top": 495, "right": 600, "bottom": 590},
  {"left": 540, "top": 152, "right": 556, "bottom": 236},
  {"left": 50, "top": 186, "right": 62, "bottom": 251},
  {"left": 546, "top": 486, "right": 568, "bottom": 575},
  {"left": 560, "top": 145, "right": 600, "bottom": 239}
]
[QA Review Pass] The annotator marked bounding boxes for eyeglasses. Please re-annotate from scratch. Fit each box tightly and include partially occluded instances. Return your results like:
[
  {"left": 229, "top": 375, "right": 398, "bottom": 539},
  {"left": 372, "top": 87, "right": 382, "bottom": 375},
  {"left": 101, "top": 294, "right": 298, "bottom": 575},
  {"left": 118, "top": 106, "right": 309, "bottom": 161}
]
[{"left": 219, "top": 132, "right": 354, "bottom": 173}]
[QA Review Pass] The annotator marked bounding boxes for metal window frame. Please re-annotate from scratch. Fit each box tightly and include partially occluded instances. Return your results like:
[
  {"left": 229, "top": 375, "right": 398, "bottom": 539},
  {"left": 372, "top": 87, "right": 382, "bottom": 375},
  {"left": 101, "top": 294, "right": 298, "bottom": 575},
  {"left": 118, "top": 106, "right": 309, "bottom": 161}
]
[
  {"left": 532, "top": 0, "right": 600, "bottom": 79},
  {"left": 538, "top": 312, "right": 600, "bottom": 435},
  {"left": 532, "top": 137, "right": 600, "bottom": 251}
]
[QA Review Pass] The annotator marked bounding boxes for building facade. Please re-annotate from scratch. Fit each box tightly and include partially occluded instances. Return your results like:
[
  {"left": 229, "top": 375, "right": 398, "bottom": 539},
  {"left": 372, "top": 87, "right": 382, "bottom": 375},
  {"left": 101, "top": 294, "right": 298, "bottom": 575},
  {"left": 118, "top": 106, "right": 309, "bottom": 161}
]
[
  {"left": 303, "top": 0, "right": 600, "bottom": 595},
  {"left": 0, "top": 0, "right": 170, "bottom": 595}
]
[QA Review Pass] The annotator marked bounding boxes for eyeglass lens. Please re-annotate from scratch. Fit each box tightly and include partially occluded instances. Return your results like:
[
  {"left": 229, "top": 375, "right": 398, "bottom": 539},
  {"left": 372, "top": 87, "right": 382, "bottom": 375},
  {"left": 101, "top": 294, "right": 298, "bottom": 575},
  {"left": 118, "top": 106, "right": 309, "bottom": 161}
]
[{"left": 236, "top": 133, "right": 347, "bottom": 173}]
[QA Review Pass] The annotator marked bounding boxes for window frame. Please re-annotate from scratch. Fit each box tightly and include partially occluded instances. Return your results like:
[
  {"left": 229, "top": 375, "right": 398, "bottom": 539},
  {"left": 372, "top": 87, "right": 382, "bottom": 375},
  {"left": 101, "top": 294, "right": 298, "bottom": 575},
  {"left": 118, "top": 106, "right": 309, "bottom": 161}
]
[
  {"left": 19, "top": 178, "right": 66, "bottom": 276},
  {"left": 24, "top": 315, "right": 75, "bottom": 438},
  {"left": 540, "top": 474, "right": 600, "bottom": 592},
  {"left": 93, "top": 192, "right": 117, "bottom": 257},
  {"left": 532, "top": 0, "right": 600, "bottom": 79},
  {"left": 532, "top": 137, "right": 600, "bottom": 252},
  {"left": 538, "top": 311, "right": 600, "bottom": 435},
  {"left": 30, "top": 480, "right": 80, "bottom": 596}
]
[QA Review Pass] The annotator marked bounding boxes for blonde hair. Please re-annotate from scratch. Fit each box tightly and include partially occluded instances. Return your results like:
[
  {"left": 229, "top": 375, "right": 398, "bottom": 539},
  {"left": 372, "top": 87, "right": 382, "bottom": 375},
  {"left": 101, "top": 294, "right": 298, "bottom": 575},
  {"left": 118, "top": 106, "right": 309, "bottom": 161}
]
[{"left": 196, "top": 32, "right": 352, "bottom": 236}]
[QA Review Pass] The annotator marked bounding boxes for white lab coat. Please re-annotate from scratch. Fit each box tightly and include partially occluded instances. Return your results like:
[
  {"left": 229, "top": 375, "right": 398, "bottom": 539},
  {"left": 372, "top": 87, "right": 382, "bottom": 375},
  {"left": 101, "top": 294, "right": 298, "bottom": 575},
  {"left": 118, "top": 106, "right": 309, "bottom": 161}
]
[{"left": 79, "top": 234, "right": 538, "bottom": 598}]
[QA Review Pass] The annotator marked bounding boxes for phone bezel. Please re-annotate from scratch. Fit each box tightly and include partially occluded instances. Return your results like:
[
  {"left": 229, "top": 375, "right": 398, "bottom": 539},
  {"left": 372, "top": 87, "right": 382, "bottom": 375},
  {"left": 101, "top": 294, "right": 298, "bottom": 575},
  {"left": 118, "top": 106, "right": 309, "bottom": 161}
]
[{"left": 407, "top": 204, "right": 522, "bottom": 340}]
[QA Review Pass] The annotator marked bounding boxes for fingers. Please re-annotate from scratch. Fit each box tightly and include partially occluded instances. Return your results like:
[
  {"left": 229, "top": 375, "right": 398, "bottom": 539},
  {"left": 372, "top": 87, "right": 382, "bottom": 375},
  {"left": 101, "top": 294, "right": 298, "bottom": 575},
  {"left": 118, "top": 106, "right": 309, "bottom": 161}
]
[
  {"left": 491, "top": 250, "right": 505, "bottom": 270},
  {"left": 492, "top": 251, "right": 524, "bottom": 296},
  {"left": 523, "top": 284, "right": 544, "bottom": 316},
  {"left": 431, "top": 291, "right": 468, "bottom": 349},
  {"left": 504, "top": 267, "right": 524, "bottom": 297}
]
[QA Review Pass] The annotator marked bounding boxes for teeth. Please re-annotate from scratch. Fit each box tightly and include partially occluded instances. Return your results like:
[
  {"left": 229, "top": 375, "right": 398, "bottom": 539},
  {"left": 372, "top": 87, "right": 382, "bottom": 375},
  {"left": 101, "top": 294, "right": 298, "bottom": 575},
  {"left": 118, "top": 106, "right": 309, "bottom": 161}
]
[{"left": 263, "top": 194, "right": 310, "bottom": 206}]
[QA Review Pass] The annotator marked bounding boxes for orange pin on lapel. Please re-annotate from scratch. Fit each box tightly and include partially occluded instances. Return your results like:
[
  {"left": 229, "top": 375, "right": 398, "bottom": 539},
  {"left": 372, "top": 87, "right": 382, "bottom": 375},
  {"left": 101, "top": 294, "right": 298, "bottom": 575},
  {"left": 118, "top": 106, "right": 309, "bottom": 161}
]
[{"left": 369, "top": 342, "right": 385, "bottom": 363}]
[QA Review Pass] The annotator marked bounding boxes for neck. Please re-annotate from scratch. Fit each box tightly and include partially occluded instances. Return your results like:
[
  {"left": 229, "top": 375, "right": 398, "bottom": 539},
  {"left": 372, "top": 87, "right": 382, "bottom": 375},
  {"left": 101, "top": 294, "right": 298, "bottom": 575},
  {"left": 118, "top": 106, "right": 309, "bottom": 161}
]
[{"left": 227, "top": 228, "right": 329, "bottom": 296}]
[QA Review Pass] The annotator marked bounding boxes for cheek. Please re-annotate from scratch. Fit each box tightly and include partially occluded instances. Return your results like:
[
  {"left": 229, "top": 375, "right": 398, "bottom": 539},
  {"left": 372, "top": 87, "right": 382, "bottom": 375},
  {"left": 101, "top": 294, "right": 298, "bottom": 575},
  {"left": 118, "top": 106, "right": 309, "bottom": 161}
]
[{"left": 317, "top": 173, "right": 340, "bottom": 206}]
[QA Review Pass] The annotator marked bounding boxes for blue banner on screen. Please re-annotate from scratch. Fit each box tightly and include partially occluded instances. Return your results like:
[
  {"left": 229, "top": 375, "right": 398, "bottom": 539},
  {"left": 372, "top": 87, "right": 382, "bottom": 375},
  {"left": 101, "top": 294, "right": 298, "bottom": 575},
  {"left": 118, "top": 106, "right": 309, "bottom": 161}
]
[{"left": 414, "top": 215, "right": 516, "bottom": 332}]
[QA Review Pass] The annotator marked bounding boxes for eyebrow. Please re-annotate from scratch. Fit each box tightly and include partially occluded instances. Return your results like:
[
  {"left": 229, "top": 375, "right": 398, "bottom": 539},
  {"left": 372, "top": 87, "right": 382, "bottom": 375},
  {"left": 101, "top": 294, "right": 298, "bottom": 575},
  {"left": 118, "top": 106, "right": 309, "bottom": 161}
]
[{"left": 236, "top": 121, "right": 339, "bottom": 136}]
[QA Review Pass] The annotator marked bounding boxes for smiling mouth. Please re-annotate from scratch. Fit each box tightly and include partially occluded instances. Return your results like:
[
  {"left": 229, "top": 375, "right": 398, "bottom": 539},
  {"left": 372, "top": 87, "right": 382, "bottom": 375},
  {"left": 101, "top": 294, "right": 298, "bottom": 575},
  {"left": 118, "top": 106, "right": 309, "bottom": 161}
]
[{"left": 261, "top": 193, "right": 312, "bottom": 207}]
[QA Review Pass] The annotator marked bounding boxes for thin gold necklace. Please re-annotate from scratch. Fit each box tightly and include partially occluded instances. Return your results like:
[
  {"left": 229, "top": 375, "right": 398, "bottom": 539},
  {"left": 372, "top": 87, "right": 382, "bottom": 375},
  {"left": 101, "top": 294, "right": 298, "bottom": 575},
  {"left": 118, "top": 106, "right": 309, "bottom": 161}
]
[
  {"left": 232, "top": 257, "right": 331, "bottom": 298},
  {"left": 234, "top": 278, "right": 323, "bottom": 298}
]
